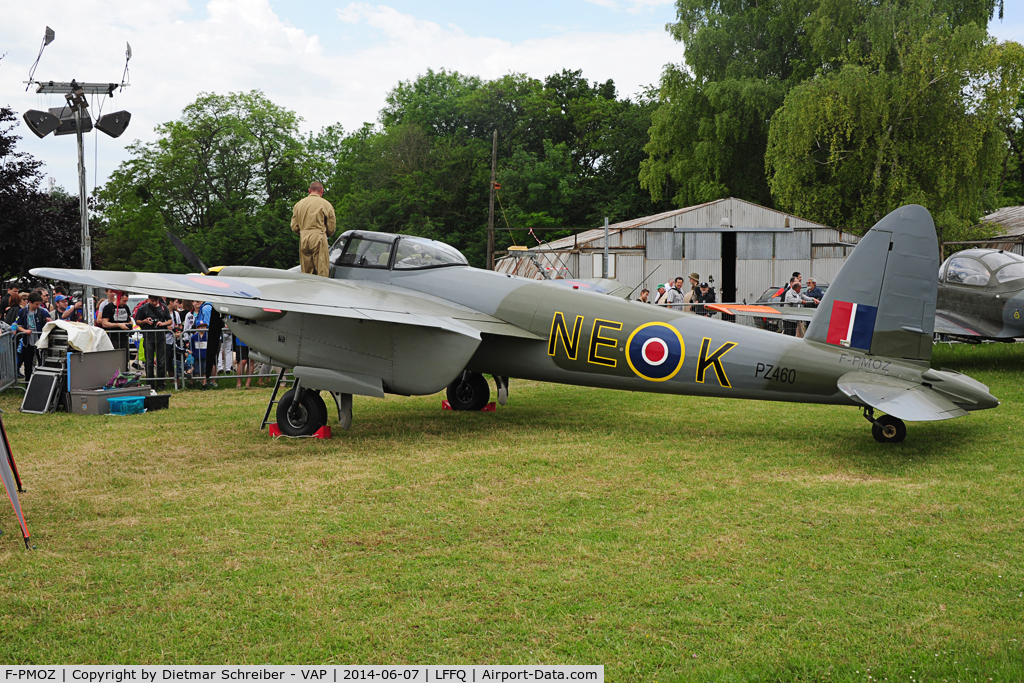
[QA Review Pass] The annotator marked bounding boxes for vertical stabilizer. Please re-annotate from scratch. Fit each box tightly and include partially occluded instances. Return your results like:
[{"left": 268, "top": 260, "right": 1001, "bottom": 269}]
[{"left": 805, "top": 205, "right": 938, "bottom": 360}]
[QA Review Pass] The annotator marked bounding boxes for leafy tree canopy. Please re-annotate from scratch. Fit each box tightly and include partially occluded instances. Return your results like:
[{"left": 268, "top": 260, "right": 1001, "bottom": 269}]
[
  {"left": 643, "top": 0, "right": 1015, "bottom": 231},
  {"left": 765, "top": 3, "right": 1024, "bottom": 235},
  {"left": 0, "top": 105, "right": 82, "bottom": 282}
]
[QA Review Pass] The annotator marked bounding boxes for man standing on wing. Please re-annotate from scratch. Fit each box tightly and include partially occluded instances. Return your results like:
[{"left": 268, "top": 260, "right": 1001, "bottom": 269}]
[{"left": 291, "top": 181, "right": 336, "bottom": 277}]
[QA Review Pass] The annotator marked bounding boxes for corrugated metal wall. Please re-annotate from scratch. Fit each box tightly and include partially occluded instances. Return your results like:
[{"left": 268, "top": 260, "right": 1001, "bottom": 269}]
[
  {"left": 810, "top": 258, "right": 846, "bottom": 284},
  {"left": 775, "top": 231, "right": 811, "bottom": 259},
  {"left": 775, "top": 259, "right": 812, "bottom": 286},
  {"left": 646, "top": 231, "right": 683, "bottom": 260},
  {"left": 686, "top": 233, "right": 721, "bottom": 259},
  {"left": 737, "top": 233, "right": 774, "bottom": 259},
  {"left": 578, "top": 253, "right": 594, "bottom": 278},
  {"left": 644, "top": 259, "right": 681, "bottom": 289},
  {"left": 736, "top": 260, "right": 774, "bottom": 303},
  {"left": 616, "top": 253, "right": 646, "bottom": 291}
]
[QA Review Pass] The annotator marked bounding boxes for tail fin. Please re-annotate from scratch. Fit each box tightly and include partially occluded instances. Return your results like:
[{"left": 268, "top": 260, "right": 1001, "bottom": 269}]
[{"left": 805, "top": 205, "right": 938, "bottom": 360}]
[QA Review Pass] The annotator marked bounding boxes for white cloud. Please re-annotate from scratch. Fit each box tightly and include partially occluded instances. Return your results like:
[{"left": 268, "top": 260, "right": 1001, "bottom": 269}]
[{"left": 0, "top": 1, "right": 681, "bottom": 192}]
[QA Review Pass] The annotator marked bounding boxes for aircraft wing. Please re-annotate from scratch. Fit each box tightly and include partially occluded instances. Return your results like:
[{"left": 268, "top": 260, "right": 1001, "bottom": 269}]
[
  {"left": 707, "top": 304, "right": 817, "bottom": 321},
  {"left": 933, "top": 312, "right": 983, "bottom": 337},
  {"left": 836, "top": 372, "right": 968, "bottom": 421},
  {"left": 29, "top": 268, "right": 542, "bottom": 341}
]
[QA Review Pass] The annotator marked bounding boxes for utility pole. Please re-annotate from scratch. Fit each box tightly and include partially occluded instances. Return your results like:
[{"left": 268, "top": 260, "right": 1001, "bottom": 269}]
[
  {"left": 487, "top": 129, "right": 497, "bottom": 270},
  {"left": 70, "top": 90, "right": 90, "bottom": 276},
  {"left": 603, "top": 216, "right": 609, "bottom": 278}
]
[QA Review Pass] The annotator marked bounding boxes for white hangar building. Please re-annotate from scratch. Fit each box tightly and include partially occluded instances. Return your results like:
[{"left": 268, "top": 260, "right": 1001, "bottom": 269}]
[{"left": 495, "top": 197, "right": 861, "bottom": 304}]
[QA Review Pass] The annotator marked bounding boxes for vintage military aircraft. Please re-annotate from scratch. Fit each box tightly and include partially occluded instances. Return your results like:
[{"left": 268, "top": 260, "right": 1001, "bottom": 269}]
[
  {"left": 32, "top": 204, "right": 999, "bottom": 443},
  {"left": 933, "top": 248, "right": 1024, "bottom": 340}
]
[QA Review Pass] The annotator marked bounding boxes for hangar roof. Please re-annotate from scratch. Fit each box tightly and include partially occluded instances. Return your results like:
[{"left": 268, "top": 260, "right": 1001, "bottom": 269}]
[
  {"left": 983, "top": 206, "right": 1024, "bottom": 238},
  {"left": 530, "top": 197, "right": 830, "bottom": 252}
]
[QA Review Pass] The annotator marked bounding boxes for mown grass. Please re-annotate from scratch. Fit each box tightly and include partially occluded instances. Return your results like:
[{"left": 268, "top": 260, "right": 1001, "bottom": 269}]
[{"left": 1, "top": 343, "right": 1023, "bottom": 680}]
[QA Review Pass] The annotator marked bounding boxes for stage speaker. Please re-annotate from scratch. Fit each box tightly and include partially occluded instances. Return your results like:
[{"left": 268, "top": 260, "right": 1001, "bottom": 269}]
[
  {"left": 96, "top": 111, "right": 131, "bottom": 138},
  {"left": 22, "top": 110, "right": 61, "bottom": 138},
  {"left": 49, "top": 106, "right": 92, "bottom": 136}
]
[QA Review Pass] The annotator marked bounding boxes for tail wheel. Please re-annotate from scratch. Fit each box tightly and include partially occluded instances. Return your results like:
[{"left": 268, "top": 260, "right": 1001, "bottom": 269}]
[
  {"left": 872, "top": 415, "right": 907, "bottom": 444},
  {"left": 276, "top": 388, "right": 328, "bottom": 436},
  {"left": 446, "top": 372, "right": 490, "bottom": 411}
]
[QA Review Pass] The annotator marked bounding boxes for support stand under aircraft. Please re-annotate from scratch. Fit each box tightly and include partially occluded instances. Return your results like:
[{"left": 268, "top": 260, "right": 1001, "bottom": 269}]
[{"left": 33, "top": 205, "right": 999, "bottom": 443}]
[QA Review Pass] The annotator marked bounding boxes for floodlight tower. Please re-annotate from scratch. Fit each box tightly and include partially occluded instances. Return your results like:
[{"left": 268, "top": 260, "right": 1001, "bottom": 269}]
[{"left": 21, "top": 27, "right": 131, "bottom": 313}]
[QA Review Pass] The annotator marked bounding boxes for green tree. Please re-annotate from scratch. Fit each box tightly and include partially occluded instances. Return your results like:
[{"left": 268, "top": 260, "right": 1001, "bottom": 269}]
[
  {"left": 765, "top": 11, "right": 1024, "bottom": 235},
  {"left": 95, "top": 90, "right": 306, "bottom": 272},
  {"left": 0, "top": 105, "right": 82, "bottom": 281},
  {"left": 643, "top": 0, "right": 1009, "bottom": 218}
]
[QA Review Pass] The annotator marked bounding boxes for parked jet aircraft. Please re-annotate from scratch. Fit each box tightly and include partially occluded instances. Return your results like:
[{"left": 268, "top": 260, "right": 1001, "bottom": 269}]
[
  {"left": 933, "top": 248, "right": 1024, "bottom": 339},
  {"left": 33, "top": 205, "right": 999, "bottom": 443}
]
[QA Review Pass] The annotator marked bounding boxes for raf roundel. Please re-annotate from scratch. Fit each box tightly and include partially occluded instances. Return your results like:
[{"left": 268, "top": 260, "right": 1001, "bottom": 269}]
[{"left": 626, "top": 322, "right": 685, "bottom": 382}]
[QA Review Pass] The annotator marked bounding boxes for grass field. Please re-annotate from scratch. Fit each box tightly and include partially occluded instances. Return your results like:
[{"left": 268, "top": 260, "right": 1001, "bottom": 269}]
[{"left": 1, "top": 343, "right": 1023, "bottom": 680}]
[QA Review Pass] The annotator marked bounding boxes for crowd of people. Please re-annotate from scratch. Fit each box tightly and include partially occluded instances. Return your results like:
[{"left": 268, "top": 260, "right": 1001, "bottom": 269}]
[
  {"left": 632, "top": 270, "right": 824, "bottom": 336},
  {"left": 1, "top": 281, "right": 267, "bottom": 390},
  {"left": 635, "top": 272, "right": 718, "bottom": 315}
]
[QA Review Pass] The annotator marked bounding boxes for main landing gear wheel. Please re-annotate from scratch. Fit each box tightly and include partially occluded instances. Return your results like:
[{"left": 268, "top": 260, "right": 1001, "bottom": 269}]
[
  {"left": 277, "top": 388, "right": 328, "bottom": 436},
  {"left": 872, "top": 414, "right": 907, "bottom": 444},
  {"left": 446, "top": 371, "right": 490, "bottom": 411}
]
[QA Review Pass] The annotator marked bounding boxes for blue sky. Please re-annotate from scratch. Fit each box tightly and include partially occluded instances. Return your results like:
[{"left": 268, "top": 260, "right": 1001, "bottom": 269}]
[{"left": 1, "top": 0, "right": 1021, "bottom": 193}]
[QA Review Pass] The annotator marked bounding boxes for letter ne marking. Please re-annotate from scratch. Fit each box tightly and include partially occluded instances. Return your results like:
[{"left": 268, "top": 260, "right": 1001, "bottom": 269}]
[{"left": 548, "top": 312, "right": 584, "bottom": 360}]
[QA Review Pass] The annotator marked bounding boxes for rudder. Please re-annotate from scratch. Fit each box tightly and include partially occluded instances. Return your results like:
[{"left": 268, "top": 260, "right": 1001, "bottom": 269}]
[{"left": 805, "top": 205, "right": 938, "bottom": 360}]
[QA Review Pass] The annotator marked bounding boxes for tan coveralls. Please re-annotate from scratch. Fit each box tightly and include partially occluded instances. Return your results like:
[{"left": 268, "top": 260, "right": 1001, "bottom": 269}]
[{"left": 291, "top": 193, "right": 337, "bottom": 276}]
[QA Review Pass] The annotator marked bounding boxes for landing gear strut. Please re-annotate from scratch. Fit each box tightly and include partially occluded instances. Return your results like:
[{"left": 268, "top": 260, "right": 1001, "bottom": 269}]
[
  {"left": 863, "top": 407, "right": 907, "bottom": 444},
  {"left": 276, "top": 382, "right": 328, "bottom": 436},
  {"left": 446, "top": 371, "right": 490, "bottom": 411}
]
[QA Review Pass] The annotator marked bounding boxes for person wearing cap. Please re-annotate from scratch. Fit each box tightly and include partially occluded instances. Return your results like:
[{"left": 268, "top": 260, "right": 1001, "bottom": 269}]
[
  {"left": 13, "top": 292, "right": 51, "bottom": 382},
  {"left": 683, "top": 272, "right": 701, "bottom": 304},
  {"left": 54, "top": 294, "right": 84, "bottom": 322},
  {"left": 654, "top": 284, "right": 668, "bottom": 305},
  {"left": 695, "top": 281, "right": 717, "bottom": 316},
  {"left": 291, "top": 181, "right": 336, "bottom": 277}
]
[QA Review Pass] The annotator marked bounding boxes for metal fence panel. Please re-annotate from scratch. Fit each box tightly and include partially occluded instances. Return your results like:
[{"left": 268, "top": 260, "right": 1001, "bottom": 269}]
[{"left": 0, "top": 330, "right": 17, "bottom": 392}]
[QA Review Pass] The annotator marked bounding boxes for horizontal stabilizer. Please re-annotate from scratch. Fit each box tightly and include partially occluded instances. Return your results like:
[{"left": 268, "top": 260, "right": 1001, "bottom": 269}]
[
  {"left": 707, "top": 304, "right": 815, "bottom": 321},
  {"left": 837, "top": 372, "right": 967, "bottom": 421}
]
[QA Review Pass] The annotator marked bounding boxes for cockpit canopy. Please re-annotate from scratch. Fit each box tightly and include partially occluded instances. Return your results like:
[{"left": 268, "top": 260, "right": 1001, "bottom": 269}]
[
  {"left": 329, "top": 231, "right": 468, "bottom": 271},
  {"left": 939, "top": 249, "right": 1024, "bottom": 287}
]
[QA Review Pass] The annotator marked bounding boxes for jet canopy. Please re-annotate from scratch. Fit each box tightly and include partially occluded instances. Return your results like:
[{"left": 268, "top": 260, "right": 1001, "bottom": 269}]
[
  {"left": 330, "top": 231, "right": 468, "bottom": 271},
  {"left": 939, "top": 249, "right": 1024, "bottom": 286}
]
